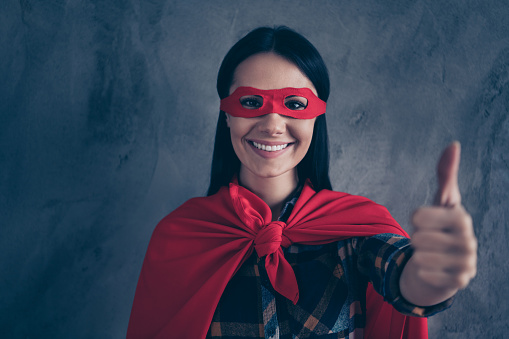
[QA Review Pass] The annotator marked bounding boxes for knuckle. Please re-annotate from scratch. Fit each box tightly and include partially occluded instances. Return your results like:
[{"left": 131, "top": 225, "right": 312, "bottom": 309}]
[
  {"left": 455, "top": 236, "right": 477, "bottom": 254},
  {"left": 466, "top": 239, "right": 478, "bottom": 254},
  {"left": 465, "top": 213, "right": 473, "bottom": 226},
  {"left": 459, "top": 213, "right": 473, "bottom": 229},
  {"left": 468, "top": 256, "right": 478, "bottom": 270},
  {"left": 453, "top": 211, "right": 473, "bottom": 233},
  {"left": 457, "top": 274, "right": 471, "bottom": 289}
]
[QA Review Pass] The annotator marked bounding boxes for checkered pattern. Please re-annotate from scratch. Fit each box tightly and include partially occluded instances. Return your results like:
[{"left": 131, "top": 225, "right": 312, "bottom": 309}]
[{"left": 207, "top": 195, "right": 452, "bottom": 338}]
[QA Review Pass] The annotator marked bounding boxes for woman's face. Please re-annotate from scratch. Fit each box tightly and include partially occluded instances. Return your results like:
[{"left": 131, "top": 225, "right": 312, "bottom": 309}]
[{"left": 226, "top": 52, "right": 317, "bottom": 183}]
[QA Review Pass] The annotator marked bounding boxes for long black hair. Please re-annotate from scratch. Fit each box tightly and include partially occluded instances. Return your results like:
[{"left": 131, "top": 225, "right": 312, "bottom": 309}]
[{"left": 207, "top": 26, "right": 332, "bottom": 196}]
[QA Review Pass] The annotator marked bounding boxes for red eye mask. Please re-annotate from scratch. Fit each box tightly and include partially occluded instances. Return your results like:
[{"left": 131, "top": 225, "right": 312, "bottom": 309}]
[{"left": 220, "top": 87, "right": 326, "bottom": 119}]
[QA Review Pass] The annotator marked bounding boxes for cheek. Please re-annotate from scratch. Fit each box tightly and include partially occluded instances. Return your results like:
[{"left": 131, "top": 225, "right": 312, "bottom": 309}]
[
  {"left": 292, "top": 120, "right": 315, "bottom": 146},
  {"left": 228, "top": 119, "right": 252, "bottom": 143}
]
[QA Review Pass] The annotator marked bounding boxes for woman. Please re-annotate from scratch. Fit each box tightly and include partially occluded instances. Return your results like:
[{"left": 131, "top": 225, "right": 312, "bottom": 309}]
[{"left": 127, "top": 26, "right": 477, "bottom": 339}]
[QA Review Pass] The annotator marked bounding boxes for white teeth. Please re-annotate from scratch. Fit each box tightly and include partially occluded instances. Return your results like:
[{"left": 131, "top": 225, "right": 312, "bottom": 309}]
[{"left": 252, "top": 142, "right": 289, "bottom": 152}]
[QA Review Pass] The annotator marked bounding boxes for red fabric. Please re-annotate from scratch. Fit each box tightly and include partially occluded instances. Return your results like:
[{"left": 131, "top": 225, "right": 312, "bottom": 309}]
[
  {"left": 127, "top": 181, "right": 428, "bottom": 339},
  {"left": 220, "top": 86, "right": 326, "bottom": 119}
]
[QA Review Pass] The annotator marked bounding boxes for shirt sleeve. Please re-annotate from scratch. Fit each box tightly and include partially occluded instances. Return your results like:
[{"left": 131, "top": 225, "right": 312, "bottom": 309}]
[{"left": 355, "top": 233, "right": 454, "bottom": 317}]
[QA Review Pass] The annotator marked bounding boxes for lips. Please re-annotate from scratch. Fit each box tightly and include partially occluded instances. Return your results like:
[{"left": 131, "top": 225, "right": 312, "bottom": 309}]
[
  {"left": 246, "top": 140, "right": 294, "bottom": 159},
  {"left": 251, "top": 141, "right": 289, "bottom": 152}
]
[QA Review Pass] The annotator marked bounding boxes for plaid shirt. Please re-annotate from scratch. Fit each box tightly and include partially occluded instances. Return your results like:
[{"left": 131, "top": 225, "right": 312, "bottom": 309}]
[{"left": 207, "top": 192, "right": 452, "bottom": 339}]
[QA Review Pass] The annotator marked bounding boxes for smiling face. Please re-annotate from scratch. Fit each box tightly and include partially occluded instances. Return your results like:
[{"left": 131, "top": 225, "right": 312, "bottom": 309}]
[{"left": 226, "top": 52, "right": 317, "bottom": 185}]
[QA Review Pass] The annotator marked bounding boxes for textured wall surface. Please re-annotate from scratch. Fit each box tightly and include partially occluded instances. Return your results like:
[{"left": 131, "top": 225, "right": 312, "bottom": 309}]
[{"left": 1, "top": 0, "right": 508, "bottom": 337}]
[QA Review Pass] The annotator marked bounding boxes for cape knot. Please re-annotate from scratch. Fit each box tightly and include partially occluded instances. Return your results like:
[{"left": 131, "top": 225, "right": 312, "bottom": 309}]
[{"left": 254, "top": 221, "right": 287, "bottom": 258}]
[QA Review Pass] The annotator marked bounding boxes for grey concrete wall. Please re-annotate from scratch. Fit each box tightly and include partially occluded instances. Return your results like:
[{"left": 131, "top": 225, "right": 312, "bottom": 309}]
[{"left": 1, "top": 0, "right": 507, "bottom": 337}]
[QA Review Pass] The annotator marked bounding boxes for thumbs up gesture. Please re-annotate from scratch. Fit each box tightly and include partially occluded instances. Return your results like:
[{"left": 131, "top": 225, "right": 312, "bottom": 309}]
[{"left": 399, "top": 142, "right": 478, "bottom": 306}]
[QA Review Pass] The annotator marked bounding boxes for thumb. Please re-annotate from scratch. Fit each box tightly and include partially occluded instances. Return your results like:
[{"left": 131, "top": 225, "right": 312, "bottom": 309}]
[{"left": 434, "top": 141, "right": 462, "bottom": 207}]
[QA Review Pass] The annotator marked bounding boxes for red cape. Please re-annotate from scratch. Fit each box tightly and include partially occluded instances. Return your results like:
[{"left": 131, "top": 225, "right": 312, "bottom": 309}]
[{"left": 127, "top": 181, "right": 427, "bottom": 338}]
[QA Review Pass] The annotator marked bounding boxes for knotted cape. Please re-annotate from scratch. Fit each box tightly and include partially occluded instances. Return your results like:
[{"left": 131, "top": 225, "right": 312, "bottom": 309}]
[{"left": 127, "top": 181, "right": 428, "bottom": 338}]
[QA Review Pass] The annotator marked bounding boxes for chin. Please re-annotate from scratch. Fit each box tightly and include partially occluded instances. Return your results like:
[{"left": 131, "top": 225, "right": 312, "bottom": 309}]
[{"left": 252, "top": 166, "right": 296, "bottom": 180}]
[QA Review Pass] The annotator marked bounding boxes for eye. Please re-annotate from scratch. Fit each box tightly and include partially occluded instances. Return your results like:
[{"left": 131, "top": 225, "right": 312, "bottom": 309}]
[
  {"left": 239, "top": 95, "right": 263, "bottom": 109},
  {"left": 284, "top": 96, "right": 308, "bottom": 110}
]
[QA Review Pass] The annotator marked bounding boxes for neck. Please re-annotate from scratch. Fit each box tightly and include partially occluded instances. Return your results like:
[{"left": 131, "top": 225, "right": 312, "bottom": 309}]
[{"left": 239, "top": 168, "right": 298, "bottom": 220}]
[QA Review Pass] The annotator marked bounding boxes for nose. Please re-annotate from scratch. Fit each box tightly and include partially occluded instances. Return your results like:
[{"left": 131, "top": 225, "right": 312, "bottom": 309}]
[{"left": 258, "top": 113, "right": 286, "bottom": 136}]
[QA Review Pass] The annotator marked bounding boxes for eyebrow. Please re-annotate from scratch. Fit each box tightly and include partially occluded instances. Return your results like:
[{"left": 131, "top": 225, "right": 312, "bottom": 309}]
[{"left": 285, "top": 95, "right": 307, "bottom": 99}]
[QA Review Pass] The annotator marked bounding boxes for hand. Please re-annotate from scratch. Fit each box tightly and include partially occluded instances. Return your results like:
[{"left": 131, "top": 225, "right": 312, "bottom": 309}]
[{"left": 400, "top": 142, "right": 477, "bottom": 306}]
